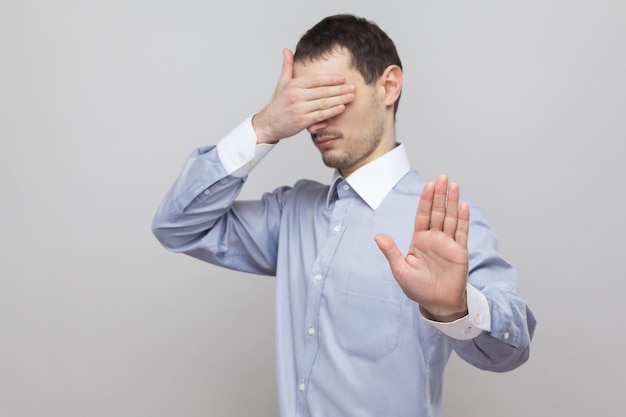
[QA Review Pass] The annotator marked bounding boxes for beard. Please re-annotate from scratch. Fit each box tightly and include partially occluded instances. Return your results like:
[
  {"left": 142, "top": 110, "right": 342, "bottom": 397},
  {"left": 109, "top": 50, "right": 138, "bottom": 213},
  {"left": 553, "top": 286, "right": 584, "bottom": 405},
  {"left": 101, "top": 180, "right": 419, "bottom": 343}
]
[
  {"left": 317, "top": 111, "right": 385, "bottom": 172},
  {"left": 320, "top": 132, "right": 382, "bottom": 170}
]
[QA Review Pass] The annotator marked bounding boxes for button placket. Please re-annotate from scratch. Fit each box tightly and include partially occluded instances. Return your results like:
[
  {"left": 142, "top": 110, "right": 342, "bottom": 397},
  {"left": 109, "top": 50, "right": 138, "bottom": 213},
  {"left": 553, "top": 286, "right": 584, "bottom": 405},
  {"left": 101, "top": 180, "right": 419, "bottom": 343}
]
[{"left": 295, "top": 183, "right": 353, "bottom": 411}]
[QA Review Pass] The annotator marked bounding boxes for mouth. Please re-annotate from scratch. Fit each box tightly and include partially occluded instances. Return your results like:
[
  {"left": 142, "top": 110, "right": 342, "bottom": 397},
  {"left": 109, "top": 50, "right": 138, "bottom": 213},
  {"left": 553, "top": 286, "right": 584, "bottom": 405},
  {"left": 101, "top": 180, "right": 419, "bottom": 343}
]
[{"left": 312, "top": 133, "right": 341, "bottom": 150}]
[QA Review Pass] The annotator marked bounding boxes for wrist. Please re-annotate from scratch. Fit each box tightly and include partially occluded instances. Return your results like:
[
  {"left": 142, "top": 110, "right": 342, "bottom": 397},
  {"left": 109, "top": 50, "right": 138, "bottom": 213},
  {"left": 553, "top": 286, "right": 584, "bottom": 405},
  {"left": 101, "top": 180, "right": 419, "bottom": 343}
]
[
  {"left": 420, "top": 306, "right": 468, "bottom": 323},
  {"left": 419, "top": 291, "right": 468, "bottom": 323},
  {"left": 252, "top": 112, "right": 279, "bottom": 144}
]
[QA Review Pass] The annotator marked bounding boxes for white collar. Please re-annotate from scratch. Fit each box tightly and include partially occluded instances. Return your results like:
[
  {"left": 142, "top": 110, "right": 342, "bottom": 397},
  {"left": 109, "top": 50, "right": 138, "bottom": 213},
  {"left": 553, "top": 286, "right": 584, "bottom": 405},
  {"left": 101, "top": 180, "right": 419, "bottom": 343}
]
[{"left": 328, "top": 143, "right": 411, "bottom": 210}]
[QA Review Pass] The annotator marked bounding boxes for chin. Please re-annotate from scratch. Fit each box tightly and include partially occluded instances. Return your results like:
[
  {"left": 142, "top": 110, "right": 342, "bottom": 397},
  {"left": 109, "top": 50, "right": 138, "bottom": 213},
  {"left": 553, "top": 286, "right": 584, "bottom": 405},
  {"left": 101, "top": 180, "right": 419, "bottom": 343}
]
[{"left": 321, "top": 154, "right": 343, "bottom": 169}]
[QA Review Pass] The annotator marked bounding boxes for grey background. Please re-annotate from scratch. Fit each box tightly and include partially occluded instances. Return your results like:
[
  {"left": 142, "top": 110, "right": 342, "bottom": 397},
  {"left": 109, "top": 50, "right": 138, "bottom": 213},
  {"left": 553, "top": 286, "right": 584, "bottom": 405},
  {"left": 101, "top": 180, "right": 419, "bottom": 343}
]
[{"left": 2, "top": 0, "right": 624, "bottom": 416}]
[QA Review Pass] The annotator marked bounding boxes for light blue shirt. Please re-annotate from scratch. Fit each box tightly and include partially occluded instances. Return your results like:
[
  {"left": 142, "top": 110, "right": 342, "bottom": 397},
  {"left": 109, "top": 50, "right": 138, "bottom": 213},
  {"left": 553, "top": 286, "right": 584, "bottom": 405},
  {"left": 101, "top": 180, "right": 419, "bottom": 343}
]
[{"left": 152, "top": 118, "right": 536, "bottom": 417}]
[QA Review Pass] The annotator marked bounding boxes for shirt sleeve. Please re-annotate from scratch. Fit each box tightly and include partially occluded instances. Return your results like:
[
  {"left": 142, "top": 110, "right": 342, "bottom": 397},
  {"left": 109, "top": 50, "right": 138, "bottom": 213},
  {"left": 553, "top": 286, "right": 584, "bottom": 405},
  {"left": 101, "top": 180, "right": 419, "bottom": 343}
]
[
  {"left": 151, "top": 116, "right": 283, "bottom": 275},
  {"left": 421, "top": 283, "right": 491, "bottom": 340},
  {"left": 216, "top": 115, "right": 275, "bottom": 177},
  {"left": 442, "top": 203, "right": 536, "bottom": 372}
]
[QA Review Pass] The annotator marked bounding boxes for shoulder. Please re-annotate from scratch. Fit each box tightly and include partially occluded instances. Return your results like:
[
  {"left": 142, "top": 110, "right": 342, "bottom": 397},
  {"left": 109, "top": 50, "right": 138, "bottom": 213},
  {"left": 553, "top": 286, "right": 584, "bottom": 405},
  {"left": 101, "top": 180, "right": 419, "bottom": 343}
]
[
  {"left": 292, "top": 178, "right": 329, "bottom": 193},
  {"left": 395, "top": 170, "right": 428, "bottom": 195}
]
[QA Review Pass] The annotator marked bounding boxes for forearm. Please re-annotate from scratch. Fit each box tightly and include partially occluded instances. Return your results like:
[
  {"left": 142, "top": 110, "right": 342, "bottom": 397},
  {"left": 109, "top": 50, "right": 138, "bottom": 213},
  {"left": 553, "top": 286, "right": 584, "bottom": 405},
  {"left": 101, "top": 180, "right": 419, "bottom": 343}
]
[
  {"left": 151, "top": 146, "right": 245, "bottom": 252},
  {"left": 442, "top": 204, "right": 536, "bottom": 371},
  {"left": 152, "top": 117, "right": 276, "bottom": 262}
]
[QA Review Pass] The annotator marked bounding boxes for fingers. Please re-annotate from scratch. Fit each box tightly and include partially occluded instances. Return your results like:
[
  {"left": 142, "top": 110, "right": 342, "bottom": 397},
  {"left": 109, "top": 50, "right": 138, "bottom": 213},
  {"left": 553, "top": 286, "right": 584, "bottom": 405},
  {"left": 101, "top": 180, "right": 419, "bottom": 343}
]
[
  {"left": 305, "top": 101, "right": 347, "bottom": 125},
  {"left": 415, "top": 182, "right": 434, "bottom": 232},
  {"left": 295, "top": 81, "right": 354, "bottom": 129},
  {"left": 442, "top": 181, "right": 459, "bottom": 237},
  {"left": 374, "top": 234, "right": 404, "bottom": 272},
  {"left": 429, "top": 175, "right": 449, "bottom": 232},
  {"left": 257, "top": 53, "right": 355, "bottom": 142},
  {"left": 279, "top": 48, "right": 354, "bottom": 107},
  {"left": 279, "top": 49, "right": 295, "bottom": 83},
  {"left": 456, "top": 202, "right": 470, "bottom": 247},
  {"left": 282, "top": 70, "right": 355, "bottom": 128},
  {"left": 275, "top": 48, "right": 356, "bottom": 130},
  {"left": 416, "top": 175, "right": 469, "bottom": 244},
  {"left": 299, "top": 81, "right": 355, "bottom": 115}
]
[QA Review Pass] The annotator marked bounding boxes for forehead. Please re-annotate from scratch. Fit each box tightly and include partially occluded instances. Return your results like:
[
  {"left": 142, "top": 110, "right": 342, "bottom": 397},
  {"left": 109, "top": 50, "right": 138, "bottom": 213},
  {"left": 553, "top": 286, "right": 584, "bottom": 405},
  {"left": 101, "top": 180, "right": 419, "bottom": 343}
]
[{"left": 293, "top": 48, "right": 355, "bottom": 78}]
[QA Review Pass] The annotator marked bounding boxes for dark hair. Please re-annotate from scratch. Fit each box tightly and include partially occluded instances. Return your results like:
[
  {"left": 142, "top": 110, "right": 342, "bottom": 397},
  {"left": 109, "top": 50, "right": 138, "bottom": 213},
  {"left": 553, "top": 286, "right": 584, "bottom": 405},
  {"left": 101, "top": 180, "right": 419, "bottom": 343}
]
[{"left": 294, "top": 14, "right": 403, "bottom": 115}]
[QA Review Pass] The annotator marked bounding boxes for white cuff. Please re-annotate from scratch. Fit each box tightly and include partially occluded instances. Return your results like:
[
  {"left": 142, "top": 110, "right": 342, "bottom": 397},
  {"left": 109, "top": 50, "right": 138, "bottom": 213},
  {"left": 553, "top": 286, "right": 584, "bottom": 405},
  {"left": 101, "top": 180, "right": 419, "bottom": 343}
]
[
  {"left": 216, "top": 116, "right": 275, "bottom": 177},
  {"left": 422, "top": 284, "right": 491, "bottom": 340}
]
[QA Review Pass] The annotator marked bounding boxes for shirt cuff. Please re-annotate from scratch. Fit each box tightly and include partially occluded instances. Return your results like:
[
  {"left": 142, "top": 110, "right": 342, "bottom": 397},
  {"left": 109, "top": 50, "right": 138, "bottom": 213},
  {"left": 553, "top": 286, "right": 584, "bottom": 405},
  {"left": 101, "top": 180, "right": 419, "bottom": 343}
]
[
  {"left": 422, "top": 283, "right": 491, "bottom": 340},
  {"left": 216, "top": 116, "right": 275, "bottom": 178}
]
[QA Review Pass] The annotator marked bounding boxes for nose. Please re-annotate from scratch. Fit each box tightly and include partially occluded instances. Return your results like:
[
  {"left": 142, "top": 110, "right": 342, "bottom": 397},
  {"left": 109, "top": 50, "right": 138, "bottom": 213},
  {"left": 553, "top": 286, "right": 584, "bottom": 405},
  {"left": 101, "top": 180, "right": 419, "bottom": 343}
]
[{"left": 307, "top": 121, "right": 327, "bottom": 135}]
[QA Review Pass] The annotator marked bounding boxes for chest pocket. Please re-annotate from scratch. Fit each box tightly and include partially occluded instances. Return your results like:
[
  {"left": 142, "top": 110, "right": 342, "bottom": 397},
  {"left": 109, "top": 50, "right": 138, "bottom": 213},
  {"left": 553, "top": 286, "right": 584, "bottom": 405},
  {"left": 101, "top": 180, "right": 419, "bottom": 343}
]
[{"left": 336, "top": 276, "right": 403, "bottom": 360}]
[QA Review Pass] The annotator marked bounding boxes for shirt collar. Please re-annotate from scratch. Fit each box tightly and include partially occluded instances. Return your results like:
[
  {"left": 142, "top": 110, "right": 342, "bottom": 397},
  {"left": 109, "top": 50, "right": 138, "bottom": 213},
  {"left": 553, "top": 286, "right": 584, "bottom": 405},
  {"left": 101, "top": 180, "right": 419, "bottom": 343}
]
[{"left": 327, "top": 143, "right": 412, "bottom": 210}]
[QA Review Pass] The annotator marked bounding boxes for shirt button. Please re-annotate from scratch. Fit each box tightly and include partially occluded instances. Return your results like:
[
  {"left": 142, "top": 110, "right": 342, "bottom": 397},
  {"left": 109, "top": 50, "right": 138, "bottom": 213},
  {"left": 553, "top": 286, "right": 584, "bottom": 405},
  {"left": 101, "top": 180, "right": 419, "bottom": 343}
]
[
  {"left": 334, "top": 225, "right": 341, "bottom": 232},
  {"left": 299, "top": 383, "right": 306, "bottom": 391},
  {"left": 342, "top": 184, "right": 350, "bottom": 191},
  {"left": 314, "top": 273, "right": 322, "bottom": 281},
  {"left": 473, "top": 314, "right": 480, "bottom": 325},
  {"left": 503, "top": 331, "right": 510, "bottom": 340},
  {"left": 464, "top": 326, "right": 472, "bottom": 334},
  {"left": 203, "top": 189, "right": 211, "bottom": 195},
  {"left": 308, "top": 327, "right": 316, "bottom": 335}
]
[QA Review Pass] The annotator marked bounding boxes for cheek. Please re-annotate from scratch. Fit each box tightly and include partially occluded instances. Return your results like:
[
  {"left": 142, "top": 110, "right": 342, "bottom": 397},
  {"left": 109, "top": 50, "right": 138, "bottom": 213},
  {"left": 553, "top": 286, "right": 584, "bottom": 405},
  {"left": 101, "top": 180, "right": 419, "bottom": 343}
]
[
  {"left": 331, "top": 85, "right": 377, "bottom": 127},
  {"left": 340, "top": 97, "right": 371, "bottom": 123}
]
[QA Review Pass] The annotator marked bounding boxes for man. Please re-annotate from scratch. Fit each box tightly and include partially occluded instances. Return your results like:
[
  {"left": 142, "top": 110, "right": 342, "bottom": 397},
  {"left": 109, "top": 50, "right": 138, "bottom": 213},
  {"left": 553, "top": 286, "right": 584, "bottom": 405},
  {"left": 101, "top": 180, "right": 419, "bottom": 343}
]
[{"left": 152, "top": 14, "right": 536, "bottom": 417}]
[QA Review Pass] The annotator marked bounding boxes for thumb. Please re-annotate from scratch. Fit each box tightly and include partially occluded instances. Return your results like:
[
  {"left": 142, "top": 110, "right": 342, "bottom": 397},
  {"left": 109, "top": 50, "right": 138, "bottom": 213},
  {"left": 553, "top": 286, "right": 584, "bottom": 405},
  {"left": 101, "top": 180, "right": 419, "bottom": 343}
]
[
  {"left": 374, "top": 233, "right": 404, "bottom": 270},
  {"left": 279, "top": 48, "right": 295, "bottom": 82}
]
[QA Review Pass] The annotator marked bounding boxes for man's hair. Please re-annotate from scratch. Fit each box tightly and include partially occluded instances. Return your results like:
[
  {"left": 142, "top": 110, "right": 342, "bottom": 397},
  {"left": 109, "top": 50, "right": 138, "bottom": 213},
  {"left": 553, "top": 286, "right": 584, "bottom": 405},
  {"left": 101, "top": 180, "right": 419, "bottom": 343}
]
[{"left": 294, "top": 14, "right": 403, "bottom": 116}]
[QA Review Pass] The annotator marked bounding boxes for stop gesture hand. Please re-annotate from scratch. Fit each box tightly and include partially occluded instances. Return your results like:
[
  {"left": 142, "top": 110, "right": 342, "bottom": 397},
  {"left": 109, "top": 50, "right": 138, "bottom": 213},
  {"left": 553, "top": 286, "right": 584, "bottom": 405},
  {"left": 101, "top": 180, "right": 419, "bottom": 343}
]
[{"left": 375, "top": 175, "right": 470, "bottom": 322}]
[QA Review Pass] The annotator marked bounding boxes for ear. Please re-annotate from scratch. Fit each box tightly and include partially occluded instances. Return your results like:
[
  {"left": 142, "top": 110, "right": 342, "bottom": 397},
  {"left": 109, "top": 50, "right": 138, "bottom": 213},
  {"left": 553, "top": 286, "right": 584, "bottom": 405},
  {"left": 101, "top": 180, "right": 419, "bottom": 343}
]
[{"left": 380, "top": 65, "right": 403, "bottom": 107}]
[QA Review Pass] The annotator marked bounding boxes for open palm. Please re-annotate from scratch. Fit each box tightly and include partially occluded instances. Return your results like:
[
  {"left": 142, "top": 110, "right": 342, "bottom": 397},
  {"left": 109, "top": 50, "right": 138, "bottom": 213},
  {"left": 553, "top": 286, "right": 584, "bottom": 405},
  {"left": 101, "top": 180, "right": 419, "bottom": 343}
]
[{"left": 375, "top": 175, "right": 470, "bottom": 322}]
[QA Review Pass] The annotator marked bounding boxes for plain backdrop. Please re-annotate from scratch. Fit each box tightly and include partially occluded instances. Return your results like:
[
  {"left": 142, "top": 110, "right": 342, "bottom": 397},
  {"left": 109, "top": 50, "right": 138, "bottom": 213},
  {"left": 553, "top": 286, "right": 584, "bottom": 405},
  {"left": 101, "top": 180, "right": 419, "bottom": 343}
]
[{"left": 2, "top": 0, "right": 625, "bottom": 416}]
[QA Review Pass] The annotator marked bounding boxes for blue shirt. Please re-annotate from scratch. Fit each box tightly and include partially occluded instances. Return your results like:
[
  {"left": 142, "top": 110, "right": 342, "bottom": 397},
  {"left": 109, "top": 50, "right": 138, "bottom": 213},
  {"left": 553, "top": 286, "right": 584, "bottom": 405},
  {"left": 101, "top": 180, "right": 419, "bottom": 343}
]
[{"left": 152, "top": 118, "right": 536, "bottom": 417}]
